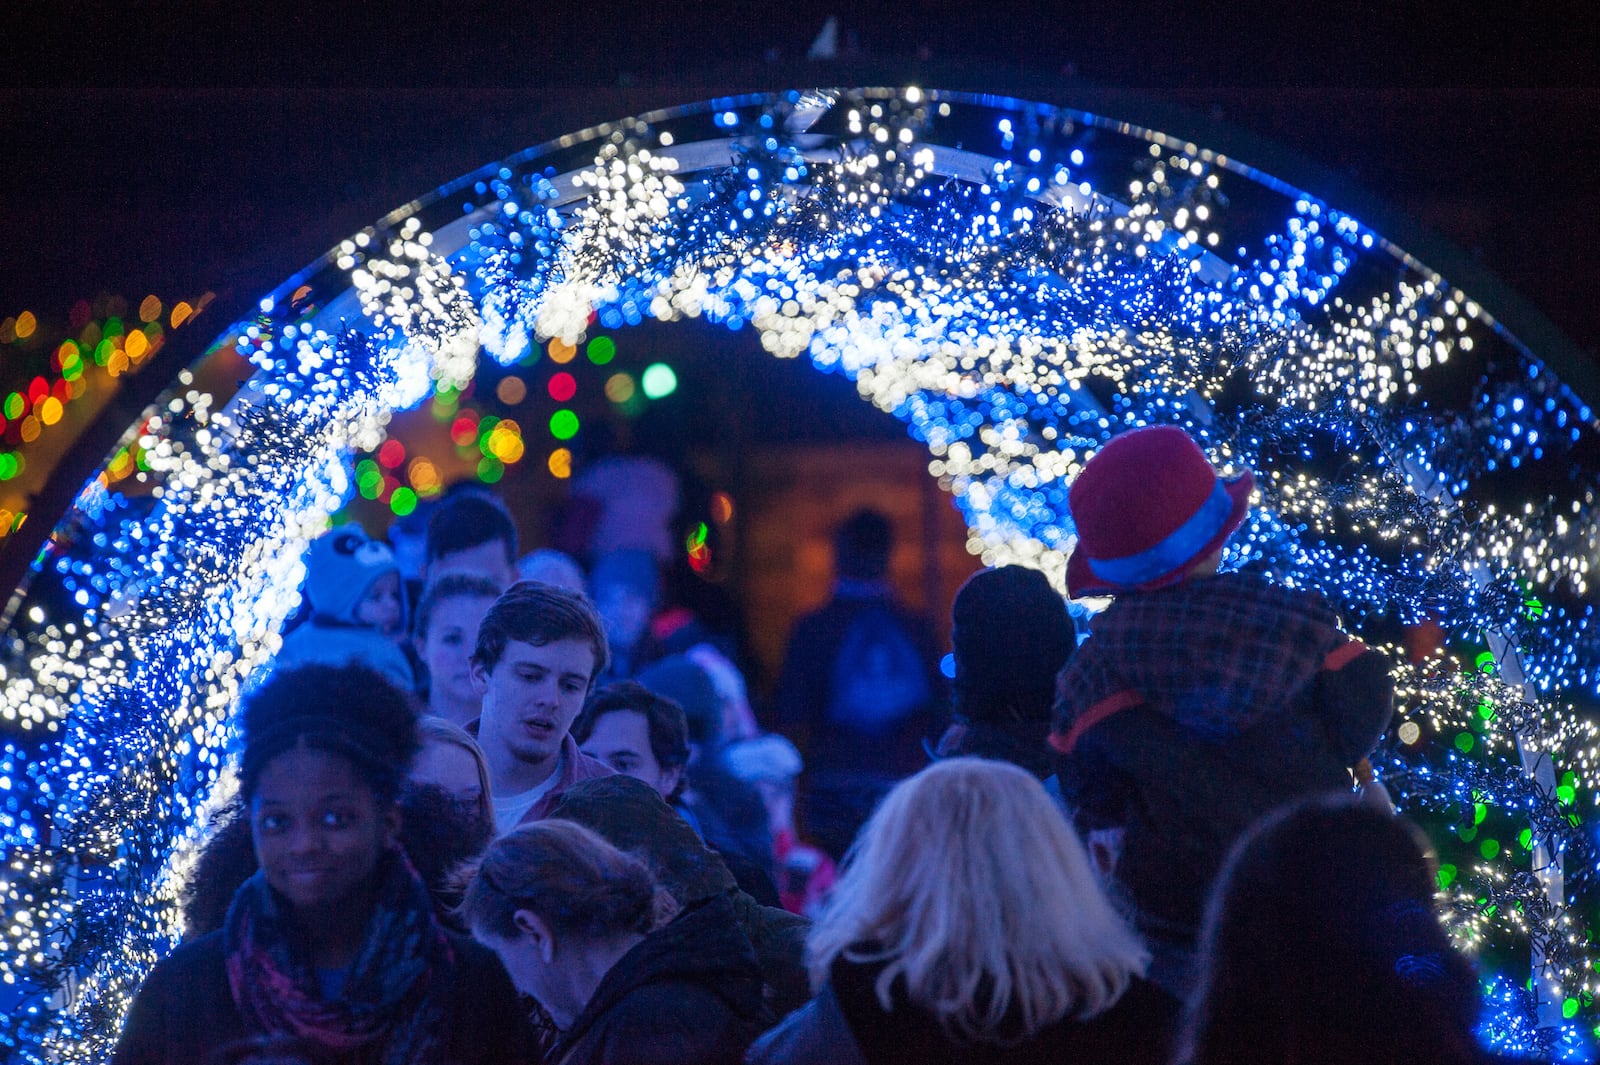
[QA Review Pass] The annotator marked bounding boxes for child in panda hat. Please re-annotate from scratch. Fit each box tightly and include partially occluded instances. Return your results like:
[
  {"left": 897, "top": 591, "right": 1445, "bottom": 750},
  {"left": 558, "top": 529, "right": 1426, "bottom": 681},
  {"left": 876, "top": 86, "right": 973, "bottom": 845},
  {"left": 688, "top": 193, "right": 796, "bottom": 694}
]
[{"left": 275, "top": 524, "right": 416, "bottom": 691}]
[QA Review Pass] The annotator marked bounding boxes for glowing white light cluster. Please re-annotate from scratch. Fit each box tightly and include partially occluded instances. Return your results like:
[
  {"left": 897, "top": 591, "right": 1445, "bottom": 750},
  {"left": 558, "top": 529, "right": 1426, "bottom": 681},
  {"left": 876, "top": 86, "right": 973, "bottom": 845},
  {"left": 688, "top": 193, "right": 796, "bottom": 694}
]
[{"left": 2, "top": 88, "right": 1597, "bottom": 1058}]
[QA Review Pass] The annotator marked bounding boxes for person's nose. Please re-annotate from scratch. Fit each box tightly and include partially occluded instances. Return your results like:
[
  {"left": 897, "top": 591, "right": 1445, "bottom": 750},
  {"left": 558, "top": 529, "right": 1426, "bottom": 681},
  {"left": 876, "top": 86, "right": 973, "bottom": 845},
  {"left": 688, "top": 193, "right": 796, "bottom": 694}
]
[{"left": 285, "top": 822, "right": 326, "bottom": 857}]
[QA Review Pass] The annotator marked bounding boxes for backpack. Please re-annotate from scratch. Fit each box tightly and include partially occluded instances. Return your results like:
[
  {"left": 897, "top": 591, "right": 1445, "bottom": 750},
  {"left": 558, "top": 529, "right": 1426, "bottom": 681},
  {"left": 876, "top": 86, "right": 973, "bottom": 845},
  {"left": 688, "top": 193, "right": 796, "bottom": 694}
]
[{"left": 826, "top": 606, "right": 931, "bottom": 734}]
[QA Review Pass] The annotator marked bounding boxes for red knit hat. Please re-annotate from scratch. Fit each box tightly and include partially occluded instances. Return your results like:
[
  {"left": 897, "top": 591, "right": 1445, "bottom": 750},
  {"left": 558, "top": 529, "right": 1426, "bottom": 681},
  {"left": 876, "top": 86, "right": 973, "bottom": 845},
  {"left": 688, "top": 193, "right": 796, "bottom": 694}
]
[{"left": 1066, "top": 426, "right": 1254, "bottom": 599}]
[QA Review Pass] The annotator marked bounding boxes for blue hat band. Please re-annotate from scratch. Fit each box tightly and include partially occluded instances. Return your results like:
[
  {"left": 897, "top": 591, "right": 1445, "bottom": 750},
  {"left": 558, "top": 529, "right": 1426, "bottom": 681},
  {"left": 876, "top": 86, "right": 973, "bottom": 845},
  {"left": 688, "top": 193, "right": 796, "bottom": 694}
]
[{"left": 1085, "top": 479, "right": 1235, "bottom": 587}]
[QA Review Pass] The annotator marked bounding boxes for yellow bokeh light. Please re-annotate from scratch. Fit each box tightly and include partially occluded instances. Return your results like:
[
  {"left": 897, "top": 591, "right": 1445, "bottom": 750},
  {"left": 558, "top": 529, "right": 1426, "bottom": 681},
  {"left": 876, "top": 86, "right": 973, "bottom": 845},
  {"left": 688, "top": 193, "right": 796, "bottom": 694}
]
[
  {"left": 548, "top": 337, "right": 577, "bottom": 364},
  {"left": 407, "top": 457, "right": 442, "bottom": 495},
  {"left": 14, "top": 311, "right": 37, "bottom": 339},
  {"left": 547, "top": 447, "right": 572, "bottom": 479},
  {"left": 37, "top": 397, "right": 64, "bottom": 426},
  {"left": 108, "top": 351, "right": 130, "bottom": 376},
  {"left": 170, "top": 301, "right": 193, "bottom": 328},
  {"left": 125, "top": 331, "right": 150, "bottom": 360},
  {"left": 488, "top": 424, "right": 526, "bottom": 463},
  {"left": 19, "top": 416, "right": 41, "bottom": 442}
]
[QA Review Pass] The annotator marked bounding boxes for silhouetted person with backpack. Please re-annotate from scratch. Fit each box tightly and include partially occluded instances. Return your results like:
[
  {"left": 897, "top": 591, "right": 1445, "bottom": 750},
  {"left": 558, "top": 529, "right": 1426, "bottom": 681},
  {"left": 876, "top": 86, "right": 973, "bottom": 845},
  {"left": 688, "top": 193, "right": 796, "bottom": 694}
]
[{"left": 773, "top": 510, "right": 942, "bottom": 860}]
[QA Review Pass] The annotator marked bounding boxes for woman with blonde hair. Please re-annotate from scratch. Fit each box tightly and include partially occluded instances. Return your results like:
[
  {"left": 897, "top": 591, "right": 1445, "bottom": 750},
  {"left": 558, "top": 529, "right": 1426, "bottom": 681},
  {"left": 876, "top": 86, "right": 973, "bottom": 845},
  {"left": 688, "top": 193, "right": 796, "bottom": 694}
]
[
  {"left": 412, "top": 715, "right": 494, "bottom": 828},
  {"left": 402, "top": 717, "right": 496, "bottom": 927},
  {"left": 462, "top": 818, "right": 769, "bottom": 1065},
  {"left": 747, "top": 757, "right": 1176, "bottom": 1065}
]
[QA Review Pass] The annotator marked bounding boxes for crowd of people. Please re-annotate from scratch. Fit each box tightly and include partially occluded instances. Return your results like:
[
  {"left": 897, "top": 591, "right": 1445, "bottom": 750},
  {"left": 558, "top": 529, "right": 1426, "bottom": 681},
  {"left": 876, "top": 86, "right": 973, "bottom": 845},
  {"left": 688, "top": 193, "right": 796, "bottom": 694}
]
[{"left": 112, "top": 426, "right": 1508, "bottom": 1064}]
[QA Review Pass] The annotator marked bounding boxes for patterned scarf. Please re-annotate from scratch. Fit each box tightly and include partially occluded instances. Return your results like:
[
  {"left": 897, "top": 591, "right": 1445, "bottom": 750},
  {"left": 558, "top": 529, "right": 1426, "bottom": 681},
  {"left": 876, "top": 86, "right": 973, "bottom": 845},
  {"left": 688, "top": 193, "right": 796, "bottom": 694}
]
[{"left": 224, "top": 850, "right": 452, "bottom": 1064}]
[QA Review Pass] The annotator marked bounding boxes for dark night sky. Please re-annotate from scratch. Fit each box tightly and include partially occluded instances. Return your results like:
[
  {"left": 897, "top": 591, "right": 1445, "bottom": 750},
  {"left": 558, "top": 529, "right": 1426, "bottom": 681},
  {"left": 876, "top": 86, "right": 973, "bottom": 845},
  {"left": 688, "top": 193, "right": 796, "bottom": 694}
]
[{"left": 1, "top": 1, "right": 1598, "bottom": 353}]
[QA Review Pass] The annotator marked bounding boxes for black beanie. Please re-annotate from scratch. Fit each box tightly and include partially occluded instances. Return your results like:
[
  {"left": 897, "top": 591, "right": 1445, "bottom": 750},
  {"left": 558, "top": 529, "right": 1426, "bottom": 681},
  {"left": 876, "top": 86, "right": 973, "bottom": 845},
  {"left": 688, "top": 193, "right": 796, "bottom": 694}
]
[{"left": 950, "top": 565, "right": 1075, "bottom": 723}]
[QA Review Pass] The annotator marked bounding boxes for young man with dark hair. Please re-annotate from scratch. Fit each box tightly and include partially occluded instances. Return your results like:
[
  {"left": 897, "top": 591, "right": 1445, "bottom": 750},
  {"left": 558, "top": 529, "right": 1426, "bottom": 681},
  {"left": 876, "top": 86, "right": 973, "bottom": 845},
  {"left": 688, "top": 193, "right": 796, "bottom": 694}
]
[
  {"left": 572, "top": 681, "right": 691, "bottom": 799},
  {"left": 579, "top": 673, "right": 782, "bottom": 908},
  {"left": 426, "top": 491, "right": 520, "bottom": 590},
  {"left": 470, "top": 581, "right": 614, "bottom": 832}
]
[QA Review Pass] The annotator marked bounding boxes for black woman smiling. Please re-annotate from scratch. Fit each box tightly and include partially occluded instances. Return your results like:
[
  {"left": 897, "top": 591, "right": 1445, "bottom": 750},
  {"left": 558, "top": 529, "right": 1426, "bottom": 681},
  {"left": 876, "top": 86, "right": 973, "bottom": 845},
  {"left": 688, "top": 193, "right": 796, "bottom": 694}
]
[{"left": 113, "top": 662, "right": 537, "bottom": 1065}]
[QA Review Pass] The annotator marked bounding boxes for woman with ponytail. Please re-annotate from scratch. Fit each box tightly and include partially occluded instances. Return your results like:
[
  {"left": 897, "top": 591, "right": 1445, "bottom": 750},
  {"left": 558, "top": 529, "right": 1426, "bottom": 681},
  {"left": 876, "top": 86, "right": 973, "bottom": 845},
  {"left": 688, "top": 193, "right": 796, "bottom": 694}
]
[
  {"left": 462, "top": 819, "right": 768, "bottom": 1064},
  {"left": 114, "top": 663, "right": 536, "bottom": 1065}
]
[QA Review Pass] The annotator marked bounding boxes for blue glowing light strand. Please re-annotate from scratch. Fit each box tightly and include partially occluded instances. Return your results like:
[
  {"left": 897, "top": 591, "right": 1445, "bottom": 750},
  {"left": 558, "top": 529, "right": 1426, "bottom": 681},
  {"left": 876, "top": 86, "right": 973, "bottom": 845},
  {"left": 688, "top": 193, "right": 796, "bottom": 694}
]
[
  {"left": 0, "top": 258, "right": 476, "bottom": 1057},
  {"left": 481, "top": 94, "right": 1600, "bottom": 1042},
  {"left": 3, "top": 88, "right": 1599, "bottom": 1055}
]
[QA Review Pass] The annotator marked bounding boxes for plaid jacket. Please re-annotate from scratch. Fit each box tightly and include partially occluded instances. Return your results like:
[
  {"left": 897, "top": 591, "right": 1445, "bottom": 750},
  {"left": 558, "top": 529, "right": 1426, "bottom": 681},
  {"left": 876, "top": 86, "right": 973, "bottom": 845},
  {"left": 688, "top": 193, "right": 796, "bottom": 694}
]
[
  {"left": 1049, "top": 572, "right": 1393, "bottom": 940},
  {"left": 1051, "top": 572, "right": 1368, "bottom": 754}
]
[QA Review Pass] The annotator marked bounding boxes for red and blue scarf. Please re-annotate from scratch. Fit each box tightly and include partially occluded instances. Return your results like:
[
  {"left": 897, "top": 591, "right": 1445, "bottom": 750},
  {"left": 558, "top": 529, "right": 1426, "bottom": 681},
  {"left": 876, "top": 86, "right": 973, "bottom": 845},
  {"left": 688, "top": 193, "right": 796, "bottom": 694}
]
[{"left": 224, "top": 851, "right": 452, "bottom": 1064}]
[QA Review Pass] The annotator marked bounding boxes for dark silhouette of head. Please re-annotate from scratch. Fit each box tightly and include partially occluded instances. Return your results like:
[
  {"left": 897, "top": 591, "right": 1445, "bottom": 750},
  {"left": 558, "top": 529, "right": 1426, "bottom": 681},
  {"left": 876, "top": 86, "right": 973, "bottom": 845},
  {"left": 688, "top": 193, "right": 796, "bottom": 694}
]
[
  {"left": 546, "top": 774, "right": 737, "bottom": 905},
  {"left": 834, "top": 509, "right": 892, "bottom": 582},
  {"left": 425, "top": 490, "right": 519, "bottom": 586},
  {"left": 1183, "top": 795, "right": 1482, "bottom": 1065}
]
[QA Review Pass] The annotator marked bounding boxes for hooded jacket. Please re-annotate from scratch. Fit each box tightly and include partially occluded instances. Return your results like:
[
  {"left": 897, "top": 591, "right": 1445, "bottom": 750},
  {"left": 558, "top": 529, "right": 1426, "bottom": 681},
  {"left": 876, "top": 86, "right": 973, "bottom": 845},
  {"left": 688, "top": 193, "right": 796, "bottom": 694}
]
[{"left": 548, "top": 893, "right": 769, "bottom": 1065}]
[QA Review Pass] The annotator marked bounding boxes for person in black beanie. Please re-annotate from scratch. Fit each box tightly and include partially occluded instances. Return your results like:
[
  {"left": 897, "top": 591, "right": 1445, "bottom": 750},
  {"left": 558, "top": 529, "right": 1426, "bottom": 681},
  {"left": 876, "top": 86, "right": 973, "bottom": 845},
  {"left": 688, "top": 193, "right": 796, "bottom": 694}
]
[{"left": 932, "top": 565, "right": 1077, "bottom": 779}]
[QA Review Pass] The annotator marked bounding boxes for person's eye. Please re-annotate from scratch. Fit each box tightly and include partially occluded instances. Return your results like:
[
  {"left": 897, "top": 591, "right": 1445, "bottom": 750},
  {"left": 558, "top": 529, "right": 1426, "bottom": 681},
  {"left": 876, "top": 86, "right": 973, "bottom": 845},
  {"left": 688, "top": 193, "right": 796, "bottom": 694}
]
[
  {"left": 442, "top": 633, "right": 462, "bottom": 647},
  {"left": 259, "top": 814, "right": 287, "bottom": 832},
  {"left": 562, "top": 680, "right": 585, "bottom": 694},
  {"left": 614, "top": 758, "right": 637, "bottom": 772},
  {"left": 322, "top": 810, "right": 354, "bottom": 829}
]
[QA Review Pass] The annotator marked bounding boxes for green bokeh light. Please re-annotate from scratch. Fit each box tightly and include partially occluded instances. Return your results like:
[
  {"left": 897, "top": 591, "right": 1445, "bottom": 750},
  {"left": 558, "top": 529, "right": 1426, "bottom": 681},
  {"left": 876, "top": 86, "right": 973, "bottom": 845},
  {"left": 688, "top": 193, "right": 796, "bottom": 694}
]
[
  {"left": 389, "top": 487, "right": 418, "bottom": 517},
  {"left": 550, "top": 409, "right": 580, "bottom": 440},
  {"left": 587, "top": 336, "right": 616, "bottom": 365},
  {"left": 641, "top": 362, "right": 677, "bottom": 399}
]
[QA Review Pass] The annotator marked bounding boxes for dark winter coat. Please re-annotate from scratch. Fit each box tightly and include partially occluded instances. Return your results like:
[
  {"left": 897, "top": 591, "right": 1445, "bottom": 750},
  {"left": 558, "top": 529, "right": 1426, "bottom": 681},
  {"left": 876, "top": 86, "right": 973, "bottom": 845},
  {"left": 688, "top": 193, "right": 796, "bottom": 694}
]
[
  {"left": 110, "top": 927, "right": 538, "bottom": 1065},
  {"left": 549, "top": 893, "right": 769, "bottom": 1065},
  {"left": 546, "top": 775, "right": 812, "bottom": 1018},
  {"left": 746, "top": 955, "right": 1178, "bottom": 1065},
  {"left": 1051, "top": 572, "right": 1394, "bottom": 943},
  {"left": 773, "top": 584, "right": 943, "bottom": 778}
]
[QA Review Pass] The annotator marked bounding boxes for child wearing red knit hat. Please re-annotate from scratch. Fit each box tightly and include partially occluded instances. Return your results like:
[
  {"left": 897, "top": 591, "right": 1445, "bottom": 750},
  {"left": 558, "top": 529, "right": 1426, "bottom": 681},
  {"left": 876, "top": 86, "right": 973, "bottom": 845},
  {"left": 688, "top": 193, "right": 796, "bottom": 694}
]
[{"left": 1050, "top": 425, "right": 1393, "bottom": 994}]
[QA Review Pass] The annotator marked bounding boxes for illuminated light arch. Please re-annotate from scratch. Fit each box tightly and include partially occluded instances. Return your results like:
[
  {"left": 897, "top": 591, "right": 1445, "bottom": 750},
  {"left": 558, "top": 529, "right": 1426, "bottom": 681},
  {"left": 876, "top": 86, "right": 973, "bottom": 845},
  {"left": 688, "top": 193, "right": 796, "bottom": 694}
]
[{"left": 2, "top": 87, "right": 1599, "bottom": 1059}]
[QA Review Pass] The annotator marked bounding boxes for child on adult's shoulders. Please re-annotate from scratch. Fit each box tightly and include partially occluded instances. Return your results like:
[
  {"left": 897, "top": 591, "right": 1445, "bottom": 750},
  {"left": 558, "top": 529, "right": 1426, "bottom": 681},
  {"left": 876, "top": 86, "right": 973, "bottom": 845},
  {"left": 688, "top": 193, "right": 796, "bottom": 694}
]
[{"left": 1049, "top": 425, "right": 1394, "bottom": 994}]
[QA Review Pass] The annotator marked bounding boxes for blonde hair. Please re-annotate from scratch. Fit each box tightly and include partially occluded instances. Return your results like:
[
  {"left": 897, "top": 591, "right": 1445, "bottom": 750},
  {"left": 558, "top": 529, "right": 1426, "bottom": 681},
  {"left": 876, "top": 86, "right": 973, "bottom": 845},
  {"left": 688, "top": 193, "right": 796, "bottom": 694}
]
[
  {"left": 415, "top": 716, "right": 494, "bottom": 830},
  {"left": 807, "top": 758, "right": 1148, "bottom": 1042}
]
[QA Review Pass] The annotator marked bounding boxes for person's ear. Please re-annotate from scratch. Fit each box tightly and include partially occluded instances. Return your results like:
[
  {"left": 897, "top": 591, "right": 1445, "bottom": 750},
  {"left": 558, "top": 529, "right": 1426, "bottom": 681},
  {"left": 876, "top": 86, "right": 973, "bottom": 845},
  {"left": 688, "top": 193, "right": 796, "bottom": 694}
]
[
  {"left": 513, "top": 908, "right": 556, "bottom": 962},
  {"left": 658, "top": 765, "right": 685, "bottom": 799},
  {"left": 382, "top": 806, "right": 403, "bottom": 850},
  {"left": 469, "top": 658, "right": 490, "bottom": 697}
]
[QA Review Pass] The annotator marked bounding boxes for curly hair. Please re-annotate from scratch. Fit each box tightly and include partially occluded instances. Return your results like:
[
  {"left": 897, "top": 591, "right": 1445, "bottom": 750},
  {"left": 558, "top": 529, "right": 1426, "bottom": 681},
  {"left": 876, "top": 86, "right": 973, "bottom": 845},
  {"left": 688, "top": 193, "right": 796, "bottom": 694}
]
[{"left": 239, "top": 663, "right": 420, "bottom": 805}]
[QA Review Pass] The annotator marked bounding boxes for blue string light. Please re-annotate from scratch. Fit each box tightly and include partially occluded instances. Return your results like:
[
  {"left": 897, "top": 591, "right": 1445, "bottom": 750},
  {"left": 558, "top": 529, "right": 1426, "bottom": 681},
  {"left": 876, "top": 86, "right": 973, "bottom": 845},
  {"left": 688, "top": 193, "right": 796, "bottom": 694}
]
[{"left": 1, "top": 88, "right": 1597, "bottom": 1059}]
